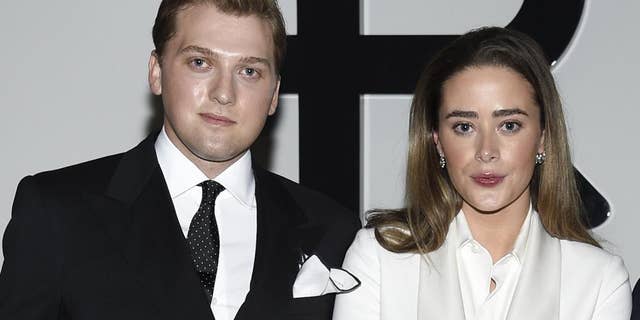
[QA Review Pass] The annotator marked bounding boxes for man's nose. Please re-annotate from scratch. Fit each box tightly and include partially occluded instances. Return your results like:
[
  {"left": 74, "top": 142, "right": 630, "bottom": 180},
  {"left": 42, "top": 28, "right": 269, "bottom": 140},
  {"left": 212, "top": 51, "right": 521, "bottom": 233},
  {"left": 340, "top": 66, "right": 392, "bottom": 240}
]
[{"left": 209, "top": 72, "right": 235, "bottom": 106}]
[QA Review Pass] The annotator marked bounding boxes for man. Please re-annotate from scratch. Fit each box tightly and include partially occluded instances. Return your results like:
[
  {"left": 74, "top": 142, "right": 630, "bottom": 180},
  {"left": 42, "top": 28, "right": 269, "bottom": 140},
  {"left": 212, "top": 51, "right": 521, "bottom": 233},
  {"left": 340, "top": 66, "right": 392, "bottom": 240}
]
[{"left": 0, "top": 1, "right": 359, "bottom": 319}]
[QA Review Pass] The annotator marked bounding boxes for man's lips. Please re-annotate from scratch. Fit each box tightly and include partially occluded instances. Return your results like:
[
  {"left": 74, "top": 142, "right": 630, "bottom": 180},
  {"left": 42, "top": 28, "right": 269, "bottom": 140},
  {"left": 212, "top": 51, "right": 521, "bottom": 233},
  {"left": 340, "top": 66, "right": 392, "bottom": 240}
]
[
  {"left": 199, "top": 113, "right": 236, "bottom": 126},
  {"left": 471, "top": 174, "right": 505, "bottom": 187}
]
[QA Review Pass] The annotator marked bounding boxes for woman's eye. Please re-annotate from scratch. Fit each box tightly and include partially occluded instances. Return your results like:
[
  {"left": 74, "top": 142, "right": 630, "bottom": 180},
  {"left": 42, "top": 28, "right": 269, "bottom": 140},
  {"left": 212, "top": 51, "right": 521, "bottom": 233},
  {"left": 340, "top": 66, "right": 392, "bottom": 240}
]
[
  {"left": 453, "top": 122, "right": 473, "bottom": 135},
  {"left": 500, "top": 121, "right": 522, "bottom": 133}
]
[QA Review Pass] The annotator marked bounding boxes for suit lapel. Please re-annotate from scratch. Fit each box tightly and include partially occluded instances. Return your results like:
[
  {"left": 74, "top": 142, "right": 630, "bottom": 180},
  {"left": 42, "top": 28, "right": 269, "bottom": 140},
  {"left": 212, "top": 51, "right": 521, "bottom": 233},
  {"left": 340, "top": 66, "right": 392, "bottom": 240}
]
[
  {"left": 89, "top": 135, "right": 213, "bottom": 320},
  {"left": 234, "top": 168, "right": 307, "bottom": 320},
  {"left": 506, "top": 211, "right": 560, "bottom": 320},
  {"left": 417, "top": 222, "right": 466, "bottom": 320}
]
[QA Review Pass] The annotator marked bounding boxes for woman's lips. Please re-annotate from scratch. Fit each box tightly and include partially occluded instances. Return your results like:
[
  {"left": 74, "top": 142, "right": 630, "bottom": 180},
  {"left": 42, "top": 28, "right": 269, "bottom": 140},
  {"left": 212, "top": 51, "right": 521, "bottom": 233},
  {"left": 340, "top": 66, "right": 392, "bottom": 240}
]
[
  {"left": 471, "top": 174, "right": 505, "bottom": 187},
  {"left": 199, "top": 113, "right": 235, "bottom": 126}
]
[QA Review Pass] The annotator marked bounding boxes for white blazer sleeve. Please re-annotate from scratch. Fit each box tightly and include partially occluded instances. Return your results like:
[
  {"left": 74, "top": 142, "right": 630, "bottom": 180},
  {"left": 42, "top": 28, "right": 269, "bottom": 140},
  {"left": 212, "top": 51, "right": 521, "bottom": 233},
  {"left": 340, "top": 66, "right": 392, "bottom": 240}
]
[
  {"left": 592, "top": 255, "right": 632, "bottom": 320},
  {"left": 332, "top": 228, "right": 380, "bottom": 320}
]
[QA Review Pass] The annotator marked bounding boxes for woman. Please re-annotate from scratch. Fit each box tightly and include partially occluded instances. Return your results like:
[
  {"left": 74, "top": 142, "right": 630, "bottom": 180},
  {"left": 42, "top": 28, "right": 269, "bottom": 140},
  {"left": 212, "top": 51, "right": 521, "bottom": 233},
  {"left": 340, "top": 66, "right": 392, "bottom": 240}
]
[{"left": 332, "top": 27, "right": 631, "bottom": 320}]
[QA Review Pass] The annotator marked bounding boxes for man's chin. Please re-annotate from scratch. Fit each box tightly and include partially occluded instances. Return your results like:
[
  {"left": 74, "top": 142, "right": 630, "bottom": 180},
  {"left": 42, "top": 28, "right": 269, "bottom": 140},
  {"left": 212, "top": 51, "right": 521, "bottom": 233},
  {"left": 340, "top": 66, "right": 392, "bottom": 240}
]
[{"left": 193, "top": 148, "right": 246, "bottom": 164}]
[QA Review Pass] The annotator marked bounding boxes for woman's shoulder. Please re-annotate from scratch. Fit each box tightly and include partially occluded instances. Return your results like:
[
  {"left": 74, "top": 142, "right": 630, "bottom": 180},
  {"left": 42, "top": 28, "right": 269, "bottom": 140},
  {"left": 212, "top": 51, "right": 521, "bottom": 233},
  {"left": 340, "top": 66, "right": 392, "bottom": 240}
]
[
  {"left": 346, "top": 228, "right": 421, "bottom": 269},
  {"left": 351, "top": 228, "right": 420, "bottom": 255},
  {"left": 558, "top": 240, "right": 632, "bottom": 317},
  {"left": 346, "top": 228, "right": 377, "bottom": 256},
  {"left": 560, "top": 238, "right": 624, "bottom": 267},
  {"left": 353, "top": 227, "right": 377, "bottom": 242},
  {"left": 559, "top": 238, "right": 629, "bottom": 287}
]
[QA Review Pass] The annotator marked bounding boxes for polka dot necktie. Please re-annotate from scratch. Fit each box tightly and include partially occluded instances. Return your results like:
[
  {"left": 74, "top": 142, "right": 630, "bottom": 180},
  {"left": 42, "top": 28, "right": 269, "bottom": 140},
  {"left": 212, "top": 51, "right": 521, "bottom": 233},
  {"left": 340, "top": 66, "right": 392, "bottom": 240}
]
[{"left": 187, "top": 180, "right": 225, "bottom": 304}]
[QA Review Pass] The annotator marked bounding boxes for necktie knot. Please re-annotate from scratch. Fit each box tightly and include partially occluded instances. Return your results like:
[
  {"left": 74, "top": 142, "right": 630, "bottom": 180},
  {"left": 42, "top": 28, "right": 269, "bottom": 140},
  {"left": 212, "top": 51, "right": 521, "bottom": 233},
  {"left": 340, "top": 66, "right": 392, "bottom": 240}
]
[{"left": 199, "top": 180, "right": 225, "bottom": 201}]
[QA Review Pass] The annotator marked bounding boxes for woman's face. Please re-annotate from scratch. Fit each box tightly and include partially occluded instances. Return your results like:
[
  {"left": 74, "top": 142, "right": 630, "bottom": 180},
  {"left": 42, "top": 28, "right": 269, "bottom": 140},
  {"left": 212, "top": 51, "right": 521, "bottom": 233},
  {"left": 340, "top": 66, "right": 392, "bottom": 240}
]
[{"left": 433, "top": 66, "right": 544, "bottom": 215}]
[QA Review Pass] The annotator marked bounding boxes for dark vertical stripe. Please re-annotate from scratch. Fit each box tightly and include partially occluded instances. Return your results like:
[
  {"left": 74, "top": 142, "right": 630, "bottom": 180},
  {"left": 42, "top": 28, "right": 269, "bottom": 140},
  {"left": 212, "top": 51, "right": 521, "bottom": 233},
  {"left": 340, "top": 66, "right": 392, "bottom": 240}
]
[{"left": 288, "top": 2, "right": 360, "bottom": 212}]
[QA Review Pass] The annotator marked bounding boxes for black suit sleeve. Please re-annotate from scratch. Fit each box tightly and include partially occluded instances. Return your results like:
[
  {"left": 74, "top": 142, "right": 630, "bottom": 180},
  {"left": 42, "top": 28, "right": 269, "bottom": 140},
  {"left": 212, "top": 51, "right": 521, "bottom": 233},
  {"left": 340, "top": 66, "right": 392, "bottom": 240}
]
[
  {"left": 632, "top": 279, "right": 640, "bottom": 320},
  {"left": 0, "top": 176, "right": 64, "bottom": 319}
]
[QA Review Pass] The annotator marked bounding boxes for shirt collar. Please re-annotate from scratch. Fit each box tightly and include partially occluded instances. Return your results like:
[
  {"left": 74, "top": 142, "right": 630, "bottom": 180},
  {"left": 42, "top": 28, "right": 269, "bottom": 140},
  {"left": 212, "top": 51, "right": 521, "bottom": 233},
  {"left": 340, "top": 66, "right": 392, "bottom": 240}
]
[
  {"left": 454, "top": 203, "right": 533, "bottom": 262},
  {"left": 154, "top": 127, "right": 256, "bottom": 208},
  {"left": 511, "top": 203, "right": 533, "bottom": 261},
  {"left": 215, "top": 149, "right": 256, "bottom": 208},
  {"left": 454, "top": 210, "right": 475, "bottom": 249}
]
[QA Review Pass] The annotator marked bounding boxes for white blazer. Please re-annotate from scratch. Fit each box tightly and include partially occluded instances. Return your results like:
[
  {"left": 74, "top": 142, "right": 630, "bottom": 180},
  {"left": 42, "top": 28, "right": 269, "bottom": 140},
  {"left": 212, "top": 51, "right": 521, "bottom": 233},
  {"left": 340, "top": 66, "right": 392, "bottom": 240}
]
[{"left": 333, "top": 211, "right": 631, "bottom": 320}]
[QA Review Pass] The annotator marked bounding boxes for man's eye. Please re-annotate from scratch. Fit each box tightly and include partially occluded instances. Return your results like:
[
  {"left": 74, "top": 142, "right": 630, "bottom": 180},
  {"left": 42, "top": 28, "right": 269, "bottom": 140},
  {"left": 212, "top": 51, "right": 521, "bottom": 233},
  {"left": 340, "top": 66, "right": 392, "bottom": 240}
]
[
  {"left": 242, "top": 67, "right": 260, "bottom": 78},
  {"left": 190, "top": 58, "right": 208, "bottom": 69}
]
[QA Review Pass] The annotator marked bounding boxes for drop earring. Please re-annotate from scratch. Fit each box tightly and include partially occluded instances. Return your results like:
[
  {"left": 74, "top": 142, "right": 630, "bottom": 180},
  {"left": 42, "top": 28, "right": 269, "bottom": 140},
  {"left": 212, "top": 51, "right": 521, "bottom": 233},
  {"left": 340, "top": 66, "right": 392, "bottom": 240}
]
[{"left": 439, "top": 154, "right": 446, "bottom": 169}]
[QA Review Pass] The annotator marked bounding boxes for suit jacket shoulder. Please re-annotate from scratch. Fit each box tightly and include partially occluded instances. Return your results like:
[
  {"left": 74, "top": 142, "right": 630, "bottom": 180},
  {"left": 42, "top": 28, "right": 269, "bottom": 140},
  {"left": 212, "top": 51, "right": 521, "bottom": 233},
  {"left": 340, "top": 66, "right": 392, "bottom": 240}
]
[
  {"left": 559, "top": 239, "right": 632, "bottom": 319},
  {"left": 26, "top": 152, "right": 124, "bottom": 195},
  {"left": 0, "top": 136, "right": 209, "bottom": 320},
  {"left": 256, "top": 168, "right": 357, "bottom": 226}
]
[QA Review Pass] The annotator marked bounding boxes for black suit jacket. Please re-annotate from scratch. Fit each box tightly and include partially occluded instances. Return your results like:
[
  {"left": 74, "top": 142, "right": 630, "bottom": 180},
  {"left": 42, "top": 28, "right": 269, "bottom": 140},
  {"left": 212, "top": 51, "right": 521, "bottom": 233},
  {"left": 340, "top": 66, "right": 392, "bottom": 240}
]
[
  {"left": 632, "top": 279, "right": 640, "bottom": 320},
  {"left": 0, "top": 135, "right": 360, "bottom": 320}
]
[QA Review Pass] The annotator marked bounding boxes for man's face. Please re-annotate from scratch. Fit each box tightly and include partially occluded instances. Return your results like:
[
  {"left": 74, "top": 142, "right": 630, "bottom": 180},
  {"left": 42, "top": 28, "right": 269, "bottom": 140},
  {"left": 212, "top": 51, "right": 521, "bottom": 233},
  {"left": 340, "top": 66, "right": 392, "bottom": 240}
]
[{"left": 149, "top": 4, "right": 280, "bottom": 176}]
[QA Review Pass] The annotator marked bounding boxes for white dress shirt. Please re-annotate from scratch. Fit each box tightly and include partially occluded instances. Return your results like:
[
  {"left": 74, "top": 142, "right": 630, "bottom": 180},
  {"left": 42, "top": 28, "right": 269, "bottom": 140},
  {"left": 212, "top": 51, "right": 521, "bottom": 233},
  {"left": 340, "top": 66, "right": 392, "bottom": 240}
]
[
  {"left": 155, "top": 128, "right": 257, "bottom": 320},
  {"left": 455, "top": 209, "right": 531, "bottom": 320}
]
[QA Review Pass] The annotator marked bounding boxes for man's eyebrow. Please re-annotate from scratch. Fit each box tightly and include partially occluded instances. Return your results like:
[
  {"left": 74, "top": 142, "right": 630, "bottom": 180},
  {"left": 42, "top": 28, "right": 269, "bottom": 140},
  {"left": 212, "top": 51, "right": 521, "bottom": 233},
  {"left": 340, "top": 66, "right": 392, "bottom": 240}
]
[
  {"left": 445, "top": 110, "right": 478, "bottom": 119},
  {"left": 239, "top": 56, "right": 272, "bottom": 69},
  {"left": 179, "top": 45, "right": 218, "bottom": 58},
  {"left": 239, "top": 56, "right": 270, "bottom": 65},
  {"left": 493, "top": 108, "right": 529, "bottom": 117},
  {"left": 179, "top": 45, "right": 272, "bottom": 69}
]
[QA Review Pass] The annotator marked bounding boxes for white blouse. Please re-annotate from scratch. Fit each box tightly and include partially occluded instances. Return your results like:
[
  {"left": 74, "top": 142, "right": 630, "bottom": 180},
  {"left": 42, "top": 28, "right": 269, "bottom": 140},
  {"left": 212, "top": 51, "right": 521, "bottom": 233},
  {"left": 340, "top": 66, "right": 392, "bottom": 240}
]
[{"left": 455, "top": 210, "right": 530, "bottom": 320}]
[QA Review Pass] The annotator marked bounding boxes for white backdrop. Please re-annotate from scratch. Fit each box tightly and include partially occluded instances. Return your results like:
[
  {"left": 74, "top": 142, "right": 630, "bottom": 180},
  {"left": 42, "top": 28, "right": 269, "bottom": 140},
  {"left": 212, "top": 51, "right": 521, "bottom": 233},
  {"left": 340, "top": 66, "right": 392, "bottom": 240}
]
[{"left": 1, "top": 1, "right": 639, "bottom": 285}]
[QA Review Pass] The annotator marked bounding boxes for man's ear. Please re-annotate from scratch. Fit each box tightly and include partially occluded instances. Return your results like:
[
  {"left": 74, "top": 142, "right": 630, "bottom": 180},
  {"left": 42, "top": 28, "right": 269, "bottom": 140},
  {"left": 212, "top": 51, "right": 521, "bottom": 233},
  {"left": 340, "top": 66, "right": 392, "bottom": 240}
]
[
  {"left": 148, "top": 51, "right": 162, "bottom": 95},
  {"left": 268, "top": 77, "right": 280, "bottom": 115},
  {"left": 433, "top": 130, "right": 443, "bottom": 155}
]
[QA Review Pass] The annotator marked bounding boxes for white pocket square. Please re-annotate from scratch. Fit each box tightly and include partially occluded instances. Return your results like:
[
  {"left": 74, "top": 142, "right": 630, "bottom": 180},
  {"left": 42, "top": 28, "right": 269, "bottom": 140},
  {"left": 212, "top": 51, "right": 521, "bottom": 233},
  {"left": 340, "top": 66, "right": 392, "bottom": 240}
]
[{"left": 292, "top": 254, "right": 360, "bottom": 298}]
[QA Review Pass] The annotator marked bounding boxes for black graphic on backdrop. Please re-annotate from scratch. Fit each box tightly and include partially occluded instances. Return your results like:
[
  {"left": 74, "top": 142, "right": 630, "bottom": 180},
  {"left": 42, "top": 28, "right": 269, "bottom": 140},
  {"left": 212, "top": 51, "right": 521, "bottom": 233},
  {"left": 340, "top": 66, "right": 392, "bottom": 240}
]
[{"left": 280, "top": 0, "right": 608, "bottom": 227}]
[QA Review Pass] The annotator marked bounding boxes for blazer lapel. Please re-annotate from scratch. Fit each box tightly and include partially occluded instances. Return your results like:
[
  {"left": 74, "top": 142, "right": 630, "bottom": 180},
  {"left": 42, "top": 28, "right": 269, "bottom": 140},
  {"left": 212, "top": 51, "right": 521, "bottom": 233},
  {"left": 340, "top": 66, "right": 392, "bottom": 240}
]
[
  {"left": 414, "top": 211, "right": 560, "bottom": 320},
  {"left": 234, "top": 168, "right": 307, "bottom": 319},
  {"left": 90, "top": 135, "right": 213, "bottom": 320},
  {"left": 417, "top": 221, "right": 466, "bottom": 320},
  {"left": 506, "top": 211, "right": 560, "bottom": 320}
]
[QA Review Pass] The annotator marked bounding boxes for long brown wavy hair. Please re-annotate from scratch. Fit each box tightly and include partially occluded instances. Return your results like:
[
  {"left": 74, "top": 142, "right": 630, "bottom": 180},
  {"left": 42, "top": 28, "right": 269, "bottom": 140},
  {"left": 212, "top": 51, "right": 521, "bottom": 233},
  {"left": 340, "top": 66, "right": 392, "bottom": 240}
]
[{"left": 367, "top": 27, "right": 599, "bottom": 254}]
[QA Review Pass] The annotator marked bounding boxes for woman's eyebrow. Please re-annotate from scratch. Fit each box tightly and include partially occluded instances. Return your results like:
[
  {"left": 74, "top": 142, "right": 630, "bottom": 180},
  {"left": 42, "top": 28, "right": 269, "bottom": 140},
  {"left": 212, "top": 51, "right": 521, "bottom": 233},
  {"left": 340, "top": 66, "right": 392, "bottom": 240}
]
[
  {"left": 445, "top": 110, "right": 478, "bottom": 119},
  {"left": 444, "top": 108, "right": 529, "bottom": 119},
  {"left": 493, "top": 108, "right": 529, "bottom": 117}
]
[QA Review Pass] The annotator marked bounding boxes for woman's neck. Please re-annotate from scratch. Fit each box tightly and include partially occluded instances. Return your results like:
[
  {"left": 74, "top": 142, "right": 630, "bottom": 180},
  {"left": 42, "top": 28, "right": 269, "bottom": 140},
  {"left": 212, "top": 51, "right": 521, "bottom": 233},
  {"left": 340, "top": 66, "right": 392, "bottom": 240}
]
[{"left": 462, "top": 195, "right": 530, "bottom": 263}]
